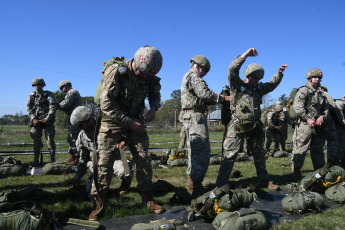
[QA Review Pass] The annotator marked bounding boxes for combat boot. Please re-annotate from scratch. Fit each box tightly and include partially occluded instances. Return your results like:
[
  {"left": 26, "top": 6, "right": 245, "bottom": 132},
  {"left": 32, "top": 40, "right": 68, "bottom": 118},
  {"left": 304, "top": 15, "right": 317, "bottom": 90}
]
[
  {"left": 89, "top": 196, "right": 103, "bottom": 221},
  {"left": 291, "top": 163, "right": 302, "bottom": 183},
  {"left": 64, "top": 154, "right": 74, "bottom": 163},
  {"left": 118, "top": 178, "right": 132, "bottom": 195},
  {"left": 32, "top": 151, "right": 40, "bottom": 167},
  {"left": 141, "top": 191, "right": 165, "bottom": 214},
  {"left": 192, "top": 181, "right": 207, "bottom": 198},
  {"left": 50, "top": 150, "right": 56, "bottom": 163},
  {"left": 260, "top": 180, "right": 280, "bottom": 191},
  {"left": 186, "top": 176, "right": 193, "bottom": 191}
]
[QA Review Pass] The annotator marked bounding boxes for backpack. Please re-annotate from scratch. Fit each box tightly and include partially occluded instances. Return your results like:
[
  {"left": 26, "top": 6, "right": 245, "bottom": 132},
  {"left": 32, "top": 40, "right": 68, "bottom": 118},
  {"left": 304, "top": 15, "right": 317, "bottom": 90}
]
[
  {"left": 287, "top": 86, "right": 315, "bottom": 121},
  {"left": 325, "top": 182, "right": 345, "bottom": 203},
  {"left": 212, "top": 208, "right": 267, "bottom": 230},
  {"left": 130, "top": 219, "right": 187, "bottom": 230},
  {"left": 261, "top": 110, "right": 269, "bottom": 126},
  {"left": 298, "top": 165, "right": 345, "bottom": 193},
  {"left": 0, "top": 157, "right": 25, "bottom": 178},
  {"left": 167, "top": 148, "right": 187, "bottom": 167},
  {"left": 281, "top": 191, "right": 324, "bottom": 215},
  {"left": 42, "top": 162, "right": 73, "bottom": 175},
  {"left": 94, "top": 56, "right": 127, "bottom": 106},
  {"left": 210, "top": 155, "right": 222, "bottom": 165},
  {"left": 273, "top": 150, "right": 289, "bottom": 158}
]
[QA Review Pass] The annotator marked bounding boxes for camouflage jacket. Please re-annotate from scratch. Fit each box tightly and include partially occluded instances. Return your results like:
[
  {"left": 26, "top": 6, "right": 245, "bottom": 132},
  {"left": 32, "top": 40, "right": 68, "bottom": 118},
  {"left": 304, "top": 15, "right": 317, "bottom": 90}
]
[
  {"left": 74, "top": 129, "right": 94, "bottom": 180},
  {"left": 267, "top": 111, "right": 284, "bottom": 130},
  {"left": 228, "top": 56, "right": 283, "bottom": 120},
  {"left": 26, "top": 90, "right": 57, "bottom": 123},
  {"left": 100, "top": 59, "right": 161, "bottom": 129},
  {"left": 58, "top": 88, "right": 83, "bottom": 116},
  {"left": 334, "top": 99, "right": 345, "bottom": 126},
  {"left": 181, "top": 70, "right": 224, "bottom": 113},
  {"left": 293, "top": 82, "right": 328, "bottom": 121}
]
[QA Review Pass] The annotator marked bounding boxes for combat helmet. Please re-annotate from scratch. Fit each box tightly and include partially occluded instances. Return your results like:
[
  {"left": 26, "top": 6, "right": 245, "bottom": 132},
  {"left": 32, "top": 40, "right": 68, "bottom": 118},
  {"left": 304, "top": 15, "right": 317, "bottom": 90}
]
[
  {"left": 244, "top": 63, "right": 264, "bottom": 79},
  {"left": 274, "top": 104, "right": 283, "bottom": 112},
  {"left": 58, "top": 80, "right": 72, "bottom": 90},
  {"left": 190, "top": 55, "right": 211, "bottom": 72},
  {"left": 32, "top": 78, "right": 46, "bottom": 87},
  {"left": 320, "top": 85, "right": 328, "bottom": 92},
  {"left": 70, "top": 106, "right": 92, "bottom": 126},
  {"left": 134, "top": 46, "right": 163, "bottom": 75},
  {"left": 306, "top": 68, "right": 323, "bottom": 79}
]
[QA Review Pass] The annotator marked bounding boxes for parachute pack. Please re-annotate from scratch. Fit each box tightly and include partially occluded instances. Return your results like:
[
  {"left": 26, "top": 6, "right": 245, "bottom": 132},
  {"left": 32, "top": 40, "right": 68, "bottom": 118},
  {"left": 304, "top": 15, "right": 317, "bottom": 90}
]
[
  {"left": 94, "top": 56, "right": 128, "bottom": 106},
  {"left": 325, "top": 182, "right": 345, "bottom": 203},
  {"left": 167, "top": 148, "right": 187, "bottom": 167},
  {"left": 281, "top": 191, "right": 324, "bottom": 215},
  {"left": 0, "top": 157, "right": 25, "bottom": 178},
  {"left": 130, "top": 219, "right": 187, "bottom": 230},
  {"left": 42, "top": 162, "right": 73, "bottom": 175},
  {"left": 287, "top": 86, "right": 315, "bottom": 121}
]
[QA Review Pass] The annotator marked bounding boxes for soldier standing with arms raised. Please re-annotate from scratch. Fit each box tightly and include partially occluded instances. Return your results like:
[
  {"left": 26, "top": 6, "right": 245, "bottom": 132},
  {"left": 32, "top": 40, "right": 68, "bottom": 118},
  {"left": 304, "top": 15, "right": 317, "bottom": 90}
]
[
  {"left": 27, "top": 78, "right": 57, "bottom": 165},
  {"left": 181, "top": 55, "right": 230, "bottom": 197},
  {"left": 216, "top": 48, "right": 288, "bottom": 189}
]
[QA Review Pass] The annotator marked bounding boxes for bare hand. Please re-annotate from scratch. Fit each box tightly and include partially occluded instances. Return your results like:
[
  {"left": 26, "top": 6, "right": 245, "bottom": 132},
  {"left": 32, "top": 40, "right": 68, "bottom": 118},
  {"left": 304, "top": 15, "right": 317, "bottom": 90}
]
[
  {"left": 224, "top": 96, "right": 230, "bottom": 102},
  {"left": 315, "top": 116, "right": 324, "bottom": 126},
  {"left": 241, "top": 48, "right": 258, "bottom": 59},
  {"left": 279, "top": 64, "right": 288, "bottom": 73},
  {"left": 42, "top": 116, "right": 50, "bottom": 123},
  {"left": 33, "top": 119, "right": 39, "bottom": 126},
  {"left": 145, "top": 107, "right": 157, "bottom": 122},
  {"left": 307, "top": 118, "right": 316, "bottom": 127},
  {"left": 116, "top": 141, "right": 128, "bottom": 150},
  {"left": 129, "top": 119, "right": 146, "bottom": 133},
  {"left": 275, "top": 126, "right": 281, "bottom": 130}
]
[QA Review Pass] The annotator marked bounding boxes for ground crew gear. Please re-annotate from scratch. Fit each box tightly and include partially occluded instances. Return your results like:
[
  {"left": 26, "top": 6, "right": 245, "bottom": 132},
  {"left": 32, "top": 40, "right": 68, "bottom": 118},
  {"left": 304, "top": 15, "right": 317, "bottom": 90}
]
[
  {"left": 42, "top": 162, "right": 73, "bottom": 175},
  {"left": 190, "top": 55, "right": 211, "bottom": 72},
  {"left": 130, "top": 219, "right": 186, "bottom": 230},
  {"left": 244, "top": 63, "right": 264, "bottom": 79},
  {"left": 58, "top": 80, "right": 71, "bottom": 90},
  {"left": 306, "top": 68, "right": 323, "bottom": 78},
  {"left": 134, "top": 46, "right": 163, "bottom": 75},
  {"left": 31, "top": 78, "right": 46, "bottom": 86},
  {"left": 282, "top": 191, "right": 324, "bottom": 215},
  {"left": 325, "top": 182, "right": 345, "bottom": 203}
]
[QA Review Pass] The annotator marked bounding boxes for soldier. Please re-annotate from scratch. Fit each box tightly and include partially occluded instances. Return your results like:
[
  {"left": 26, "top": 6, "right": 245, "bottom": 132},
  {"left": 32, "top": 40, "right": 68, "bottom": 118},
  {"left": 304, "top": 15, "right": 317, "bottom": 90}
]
[
  {"left": 89, "top": 46, "right": 164, "bottom": 221},
  {"left": 333, "top": 94, "right": 345, "bottom": 168},
  {"left": 291, "top": 68, "right": 329, "bottom": 182},
  {"left": 216, "top": 48, "right": 288, "bottom": 189},
  {"left": 65, "top": 106, "right": 133, "bottom": 199},
  {"left": 281, "top": 107, "right": 290, "bottom": 151},
  {"left": 26, "top": 78, "right": 57, "bottom": 166},
  {"left": 320, "top": 85, "right": 339, "bottom": 165},
  {"left": 57, "top": 80, "right": 83, "bottom": 165},
  {"left": 181, "top": 55, "right": 230, "bottom": 197},
  {"left": 265, "top": 103, "right": 284, "bottom": 154}
]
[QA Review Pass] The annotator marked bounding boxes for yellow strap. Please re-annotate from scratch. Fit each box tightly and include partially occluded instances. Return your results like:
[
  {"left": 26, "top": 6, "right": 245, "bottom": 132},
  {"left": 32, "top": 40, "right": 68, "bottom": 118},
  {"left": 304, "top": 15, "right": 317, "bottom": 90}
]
[
  {"left": 169, "top": 150, "right": 186, "bottom": 160},
  {"left": 214, "top": 199, "right": 224, "bottom": 214},
  {"left": 321, "top": 176, "right": 342, "bottom": 188}
]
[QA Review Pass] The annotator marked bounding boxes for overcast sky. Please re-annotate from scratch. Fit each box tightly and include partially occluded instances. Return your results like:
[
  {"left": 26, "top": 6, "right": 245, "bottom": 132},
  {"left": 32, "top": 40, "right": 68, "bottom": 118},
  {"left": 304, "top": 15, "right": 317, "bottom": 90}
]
[{"left": 1, "top": 0, "right": 344, "bottom": 117}]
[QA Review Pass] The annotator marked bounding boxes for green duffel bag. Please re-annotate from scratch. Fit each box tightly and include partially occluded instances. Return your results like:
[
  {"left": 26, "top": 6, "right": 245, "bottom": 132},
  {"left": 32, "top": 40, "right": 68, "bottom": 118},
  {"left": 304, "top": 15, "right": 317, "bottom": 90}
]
[
  {"left": 273, "top": 150, "right": 289, "bottom": 158},
  {"left": 42, "top": 162, "right": 73, "bottom": 175},
  {"left": 210, "top": 155, "right": 222, "bottom": 165},
  {"left": 325, "top": 182, "right": 345, "bottom": 203},
  {"left": 0, "top": 164, "right": 25, "bottom": 178},
  {"left": 167, "top": 158, "right": 187, "bottom": 167},
  {"left": 281, "top": 191, "right": 324, "bottom": 215},
  {"left": 131, "top": 219, "right": 187, "bottom": 230},
  {"left": 236, "top": 152, "right": 248, "bottom": 161},
  {"left": 212, "top": 208, "right": 268, "bottom": 230},
  {"left": 217, "top": 188, "right": 257, "bottom": 212},
  {"left": 298, "top": 165, "right": 345, "bottom": 193}
]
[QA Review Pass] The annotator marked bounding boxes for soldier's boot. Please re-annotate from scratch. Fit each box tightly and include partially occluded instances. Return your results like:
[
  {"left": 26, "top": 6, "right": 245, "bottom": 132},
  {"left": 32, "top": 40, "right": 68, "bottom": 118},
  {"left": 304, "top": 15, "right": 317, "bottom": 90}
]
[
  {"left": 186, "top": 176, "right": 193, "bottom": 191},
  {"left": 118, "top": 178, "right": 132, "bottom": 195},
  {"left": 281, "top": 142, "right": 286, "bottom": 152},
  {"left": 89, "top": 196, "right": 103, "bottom": 221},
  {"left": 260, "top": 180, "right": 280, "bottom": 191},
  {"left": 64, "top": 154, "right": 74, "bottom": 163},
  {"left": 292, "top": 164, "right": 302, "bottom": 182},
  {"left": 141, "top": 191, "right": 165, "bottom": 214},
  {"left": 50, "top": 150, "right": 56, "bottom": 163},
  {"left": 192, "top": 181, "right": 207, "bottom": 198},
  {"left": 32, "top": 151, "right": 40, "bottom": 167}
]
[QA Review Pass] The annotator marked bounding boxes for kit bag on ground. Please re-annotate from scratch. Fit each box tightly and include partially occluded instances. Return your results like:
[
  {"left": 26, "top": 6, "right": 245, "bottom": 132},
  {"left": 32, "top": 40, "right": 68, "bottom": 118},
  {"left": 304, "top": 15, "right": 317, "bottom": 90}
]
[
  {"left": 187, "top": 183, "right": 257, "bottom": 221},
  {"left": 298, "top": 165, "right": 345, "bottom": 193},
  {"left": 42, "top": 162, "right": 73, "bottom": 175},
  {"left": 273, "top": 150, "right": 289, "bottom": 158},
  {"left": 212, "top": 208, "right": 268, "bottom": 230},
  {"left": 0, "top": 157, "right": 25, "bottom": 178},
  {"left": 130, "top": 219, "right": 187, "bottom": 230},
  {"left": 167, "top": 148, "right": 187, "bottom": 167},
  {"left": 210, "top": 155, "right": 222, "bottom": 165},
  {"left": 325, "top": 182, "right": 345, "bottom": 203},
  {"left": 281, "top": 191, "right": 324, "bottom": 215}
]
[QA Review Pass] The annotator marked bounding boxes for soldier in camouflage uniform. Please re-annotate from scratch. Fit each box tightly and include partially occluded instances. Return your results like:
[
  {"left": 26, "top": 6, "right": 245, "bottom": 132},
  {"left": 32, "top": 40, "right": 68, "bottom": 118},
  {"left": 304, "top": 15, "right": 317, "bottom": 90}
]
[
  {"left": 65, "top": 106, "right": 133, "bottom": 200},
  {"left": 57, "top": 80, "right": 83, "bottom": 165},
  {"left": 216, "top": 48, "right": 288, "bottom": 189},
  {"left": 333, "top": 94, "right": 345, "bottom": 168},
  {"left": 320, "top": 85, "right": 339, "bottom": 165},
  {"left": 181, "top": 55, "right": 230, "bottom": 197},
  {"left": 26, "top": 78, "right": 57, "bottom": 166},
  {"left": 89, "top": 46, "right": 164, "bottom": 221},
  {"left": 291, "top": 68, "right": 329, "bottom": 181},
  {"left": 265, "top": 103, "right": 284, "bottom": 153},
  {"left": 281, "top": 107, "right": 290, "bottom": 151},
  {"left": 178, "top": 111, "right": 186, "bottom": 149}
]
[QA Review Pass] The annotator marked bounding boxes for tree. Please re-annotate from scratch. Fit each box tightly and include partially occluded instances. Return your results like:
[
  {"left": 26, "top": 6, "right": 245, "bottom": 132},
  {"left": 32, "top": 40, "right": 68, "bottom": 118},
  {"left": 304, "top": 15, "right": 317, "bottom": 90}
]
[
  {"left": 277, "top": 94, "right": 289, "bottom": 106},
  {"left": 152, "top": 90, "right": 181, "bottom": 127},
  {"left": 262, "top": 93, "right": 274, "bottom": 110}
]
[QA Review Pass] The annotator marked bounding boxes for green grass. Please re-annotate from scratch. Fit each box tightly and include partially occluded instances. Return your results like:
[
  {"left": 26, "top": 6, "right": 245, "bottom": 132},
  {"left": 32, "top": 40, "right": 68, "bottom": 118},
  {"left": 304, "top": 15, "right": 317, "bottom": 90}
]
[{"left": 0, "top": 125, "right": 344, "bottom": 229}]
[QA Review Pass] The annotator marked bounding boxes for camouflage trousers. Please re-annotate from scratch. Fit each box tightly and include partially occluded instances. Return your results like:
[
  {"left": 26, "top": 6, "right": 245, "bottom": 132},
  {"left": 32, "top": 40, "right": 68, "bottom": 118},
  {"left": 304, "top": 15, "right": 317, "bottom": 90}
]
[
  {"left": 179, "top": 125, "right": 186, "bottom": 149},
  {"left": 216, "top": 120, "right": 269, "bottom": 187},
  {"left": 183, "top": 112, "right": 210, "bottom": 182},
  {"left": 322, "top": 117, "right": 338, "bottom": 162},
  {"left": 335, "top": 125, "right": 345, "bottom": 162},
  {"left": 91, "top": 123, "right": 152, "bottom": 197},
  {"left": 30, "top": 124, "right": 56, "bottom": 163},
  {"left": 292, "top": 121, "right": 325, "bottom": 170},
  {"left": 265, "top": 128, "right": 282, "bottom": 151},
  {"left": 67, "top": 120, "right": 80, "bottom": 157}
]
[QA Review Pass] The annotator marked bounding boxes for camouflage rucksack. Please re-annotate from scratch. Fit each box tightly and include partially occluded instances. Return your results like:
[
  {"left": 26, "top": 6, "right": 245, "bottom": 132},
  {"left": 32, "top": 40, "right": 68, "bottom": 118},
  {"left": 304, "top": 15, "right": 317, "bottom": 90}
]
[
  {"left": 273, "top": 150, "right": 289, "bottom": 158},
  {"left": 281, "top": 191, "right": 324, "bottom": 215},
  {"left": 130, "top": 219, "right": 187, "bottom": 230},
  {"left": 212, "top": 208, "right": 267, "bottom": 230},
  {"left": 325, "top": 182, "right": 345, "bottom": 203},
  {"left": 42, "top": 162, "right": 73, "bottom": 175},
  {"left": 95, "top": 56, "right": 128, "bottom": 106},
  {"left": 0, "top": 157, "right": 25, "bottom": 178},
  {"left": 167, "top": 148, "right": 187, "bottom": 167},
  {"left": 287, "top": 86, "right": 314, "bottom": 121}
]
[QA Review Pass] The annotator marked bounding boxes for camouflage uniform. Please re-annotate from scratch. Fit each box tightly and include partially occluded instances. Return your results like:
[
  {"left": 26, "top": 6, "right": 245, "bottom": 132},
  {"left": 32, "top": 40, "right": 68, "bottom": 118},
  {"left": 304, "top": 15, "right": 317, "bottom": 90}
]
[
  {"left": 265, "top": 110, "right": 284, "bottom": 152},
  {"left": 281, "top": 108, "right": 290, "bottom": 143},
  {"left": 178, "top": 111, "right": 186, "bottom": 149},
  {"left": 74, "top": 129, "right": 133, "bottom": 200},
  {"left": 58, "top": 88, "right": 83, "bottom": 156},
  {"left": 91, "top": 59, "right": 161, "bottom": 198},
  {"left": 334, "top": 99, "right": 345, "bottom": 166},
  {"left": 181, "top": 69, "right": 225, "bottom": 183},
  {"left": 292, "top": 84, "right": 329, "bottom": 170},
  {"left": 26, "top": 90, "right": 57, "bottom": 164},
  {"left": 216, "top": 56, "right": 284, "bottom": 187}
]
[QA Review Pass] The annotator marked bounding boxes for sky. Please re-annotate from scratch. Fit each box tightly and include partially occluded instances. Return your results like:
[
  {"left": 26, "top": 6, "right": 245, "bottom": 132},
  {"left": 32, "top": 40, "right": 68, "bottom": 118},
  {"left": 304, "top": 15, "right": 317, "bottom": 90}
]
[{"left": 1, "top": 0, "right": 344, "bottom": 117}]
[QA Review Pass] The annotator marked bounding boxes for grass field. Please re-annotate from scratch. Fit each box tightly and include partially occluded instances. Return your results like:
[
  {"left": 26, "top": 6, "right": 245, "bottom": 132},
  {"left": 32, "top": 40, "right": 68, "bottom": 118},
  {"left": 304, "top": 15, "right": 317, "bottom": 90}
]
[{"left": 0, "top": 125, "right": 344, "bottom": 229}]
